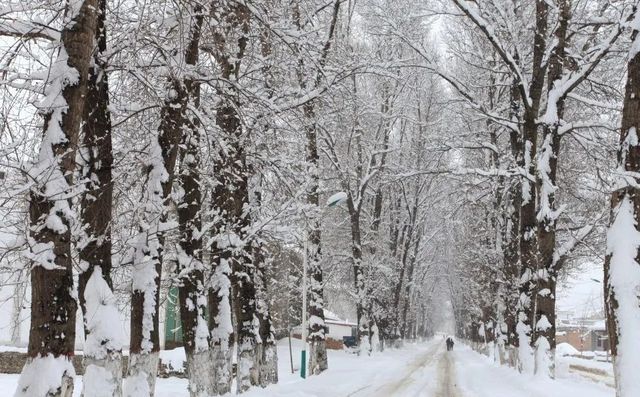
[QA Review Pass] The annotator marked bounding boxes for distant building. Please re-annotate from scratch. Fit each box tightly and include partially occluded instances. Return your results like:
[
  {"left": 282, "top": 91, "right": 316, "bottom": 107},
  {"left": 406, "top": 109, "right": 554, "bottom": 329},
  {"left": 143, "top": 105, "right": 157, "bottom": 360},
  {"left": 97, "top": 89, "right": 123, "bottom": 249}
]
[
  {"left": 324, "top": 310, "right": 357, "bottom": 339},
  {"left": 556, "top": 315, "right": 609, "bottom": 352},
  {"left": 291, "top": 309, "right": 357, "bottom": 349}
]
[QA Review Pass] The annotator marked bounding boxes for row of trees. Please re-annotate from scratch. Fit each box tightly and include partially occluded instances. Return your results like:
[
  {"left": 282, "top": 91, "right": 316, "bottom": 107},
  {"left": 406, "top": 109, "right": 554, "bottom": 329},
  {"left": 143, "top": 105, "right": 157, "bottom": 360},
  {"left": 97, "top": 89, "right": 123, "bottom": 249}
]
[
  {"left": 0, "top": 0, "right": 452, "bottom": 396},
  {"left": 4, "top": 0, "right": 640, "bottom": 396},
  {"left": 435, "top": 1, "right": 640, "bottom": 396}
]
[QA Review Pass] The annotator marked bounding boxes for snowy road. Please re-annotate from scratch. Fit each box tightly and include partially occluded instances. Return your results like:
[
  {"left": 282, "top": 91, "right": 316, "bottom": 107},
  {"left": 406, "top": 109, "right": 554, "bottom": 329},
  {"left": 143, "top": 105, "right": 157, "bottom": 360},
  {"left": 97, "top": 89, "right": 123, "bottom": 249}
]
[
  {"left": 348, "top": 341, "right": 439, "bottom": 396},
  {"left": 0, "top": 338, "right": 615, "bottom": 396},
  {"left": 435, "top": 348, "right": 461, "bottom": 397},
  {"left": 349, "top": 339, "right": 460, "bottom": 397}
]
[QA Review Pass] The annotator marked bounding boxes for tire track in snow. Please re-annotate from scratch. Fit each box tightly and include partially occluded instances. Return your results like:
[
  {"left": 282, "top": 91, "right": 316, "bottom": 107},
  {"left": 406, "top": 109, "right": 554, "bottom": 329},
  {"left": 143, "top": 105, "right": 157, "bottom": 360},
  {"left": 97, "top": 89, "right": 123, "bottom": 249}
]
[
  {"left": 348, "top": 341, "right": 461, "bottom": 397},
  {"left": 434, "top": 350, "right": 462, "bottom": 397}
]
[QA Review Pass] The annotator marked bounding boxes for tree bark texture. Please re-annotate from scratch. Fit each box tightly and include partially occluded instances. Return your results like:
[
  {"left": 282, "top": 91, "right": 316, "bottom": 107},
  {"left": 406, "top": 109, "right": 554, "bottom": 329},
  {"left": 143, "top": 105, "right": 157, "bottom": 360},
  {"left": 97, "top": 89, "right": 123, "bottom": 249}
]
[
  {"left": 19, "top": 1, "right": 98, "bottom": 396},
  {"left": 77, "top": 0, "right": 123, "bottom": 395}
]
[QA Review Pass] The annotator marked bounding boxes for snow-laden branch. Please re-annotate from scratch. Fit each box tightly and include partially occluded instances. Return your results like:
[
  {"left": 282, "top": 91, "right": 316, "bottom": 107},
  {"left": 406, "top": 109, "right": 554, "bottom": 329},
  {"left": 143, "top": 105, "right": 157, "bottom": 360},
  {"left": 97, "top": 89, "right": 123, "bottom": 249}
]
[
  {"left": 566, "top": 92, "right": 621, "bottom": 111},
  {"left": 0, "top": 19, "right": 59, "bottom": 40},
  {"left": 553, "top": 212, "right": 603, "bottom": 268},
  {"left": 540, "top": 23, "right": 624, "bottom": 125},
  {"left": 396, "top": 165, "right": 535, "bottom": 184},
  {"left": 451, "top": 0, "right": 531, "bottom": 110},
  {"left": 558, "top": 120, "right": 618, "bottom": 136},
  {"left": 392, "top": 34, "right": 519, "bottom": 133}
]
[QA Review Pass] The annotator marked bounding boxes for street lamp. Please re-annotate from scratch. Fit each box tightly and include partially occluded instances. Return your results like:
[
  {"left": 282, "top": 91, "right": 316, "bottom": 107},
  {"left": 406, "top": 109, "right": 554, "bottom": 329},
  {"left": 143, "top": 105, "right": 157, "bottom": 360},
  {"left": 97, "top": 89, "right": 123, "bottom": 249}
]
[{"left": 300, "top": 191, "right": 348, "bottom": 378}]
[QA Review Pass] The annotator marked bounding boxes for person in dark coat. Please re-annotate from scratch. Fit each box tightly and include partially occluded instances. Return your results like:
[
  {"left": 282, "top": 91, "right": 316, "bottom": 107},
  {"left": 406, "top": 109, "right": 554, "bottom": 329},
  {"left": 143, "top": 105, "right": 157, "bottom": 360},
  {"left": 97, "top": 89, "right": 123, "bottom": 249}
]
[{"left": 446, "top": 337, "right": 454, "bottom": 351}]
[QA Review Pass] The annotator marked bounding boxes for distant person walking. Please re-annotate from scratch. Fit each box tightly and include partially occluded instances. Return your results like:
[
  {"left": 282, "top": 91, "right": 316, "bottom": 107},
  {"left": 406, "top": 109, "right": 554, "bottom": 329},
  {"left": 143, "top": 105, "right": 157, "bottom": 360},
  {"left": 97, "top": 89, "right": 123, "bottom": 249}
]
[{"left": 446, "top": 337, "right": 455, "bottom": 351}]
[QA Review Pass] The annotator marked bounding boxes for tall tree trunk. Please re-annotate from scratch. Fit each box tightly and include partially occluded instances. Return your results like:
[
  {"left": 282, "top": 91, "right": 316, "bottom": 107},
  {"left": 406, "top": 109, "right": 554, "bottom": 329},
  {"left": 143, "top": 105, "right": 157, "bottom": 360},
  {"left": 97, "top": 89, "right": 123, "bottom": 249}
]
[
  {"left": 502, "top": 65, "right": 524, "bottom": 368},
  {"left": 208, "top": 180, "right": 234, "bottom": 395},
  {"left": 174, "top": 7, "right": 210, "bottom": 397},
  {"left": 77, "top": 0, "right": 123, "bottom": 395},
  {"left": 253, "top": 240, "right": 278, "bottom": 386},
  {"left": 400, "top": 229, "right": 422, "bottom": 338},
  {"left": 516, "top": 0, "right": 549, "bottom": 375},
  {"left": 392, "top": 220, "right": 412, "bottom": 341},
  {"left": 502, "top": 180, "right": 521, "bottom": 366},
  {"left": 127, "top": 79, "right": 186, "bottom": 396},
  {"left": 177, "top": 127, "right": 209, "bottom": 397},
  {"left": 208, "top": 0, "right": 257, "bottom": 391},
  {"left": 218, "top": 102, "right": 259, "bottom": 393},
  {"left": 303, "top": 101, "right": 329, "bottom": 374},
  {"left": 16, "top": 1, "right": 98, "bottom": 396},
  {"left": 346, "top": 194, "right": 370, "bottom": 355},
  {"left": 11, "top": 271, "right": 26, "bottom": 346},
  {"left": 253, "top": 6, "right": 279, "bottom": 384},
  {"left": 604, "top": 13, "right": 640, "bottom": 397},
  {"left": 533, "top": 0, "right": 569, "bottom": 378},
  {"left": 292, "top": 0, "right": 341, "bottom": 374}
]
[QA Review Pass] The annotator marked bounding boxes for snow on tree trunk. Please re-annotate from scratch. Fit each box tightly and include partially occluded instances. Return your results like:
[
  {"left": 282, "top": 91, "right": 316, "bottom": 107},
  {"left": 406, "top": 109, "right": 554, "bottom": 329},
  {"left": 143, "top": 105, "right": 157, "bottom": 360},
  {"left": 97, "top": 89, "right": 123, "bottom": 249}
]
[
  {"left": 16, "top": 356, "right": 75, "bottom": 397},
  {"left": 605, "top": 14, "right": 640, "bottom": 396},
  {"left": 532, "top": 0, "right": 569, "bottom": 378},
  {"left": 128, "top": 79, "right": 186, "bottom": 396},
  {"left": 124, "top": 352, "right": 159, "bottom": 397},
  {"left": 81, "top": 268, "right": 124, "bottom": 397},
  {"left": 215, "top": 101, "right": 259, "bottom": 393},
  {"left": 76, "top": 1, "right": 124, "bottom": 393},
  {"left": 517, "top": 0, "right": 549, "bottom": 369},
  {"left": 177, "top": 131, "right": 210, "bottom": 397},
  {"left": 253, "top": 240, "right": 278, "bottom": 386},
  {"left": 208, "top": 191, "right": 234, "bottom": 395},
  {"left": 347, "top": 194, "right": 371, "bottom": 355},
  {"left": 174, "top": 7, "right": 211, "bottom": 396},
  {"left": 304, "top": 118, "right": 328, "bottom": 374},
  {"left": 207, "top": 254, "right": 233, "bottom": 395},
  {"left": 207, "top": 1, "right": 256, "bottom": 390},
  {"left": 606, "top": 195, "right": 640, "bottom": 397},
  {"left": 232, "top": 236, "right": 259, "bottom": 394},
  {"left": 17, "top": 1, "right": 98, "bottom": 396},
  {"left": 518, "top": 124, "right": 542, "bottom": 377}
]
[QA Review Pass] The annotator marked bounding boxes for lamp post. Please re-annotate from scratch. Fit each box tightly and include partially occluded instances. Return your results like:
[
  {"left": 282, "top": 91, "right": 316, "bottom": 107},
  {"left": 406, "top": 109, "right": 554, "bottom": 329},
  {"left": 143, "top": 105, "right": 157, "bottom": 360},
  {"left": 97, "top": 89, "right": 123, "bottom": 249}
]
[{"left": 300, "top": 191, "right": 347, "bottom": 378}]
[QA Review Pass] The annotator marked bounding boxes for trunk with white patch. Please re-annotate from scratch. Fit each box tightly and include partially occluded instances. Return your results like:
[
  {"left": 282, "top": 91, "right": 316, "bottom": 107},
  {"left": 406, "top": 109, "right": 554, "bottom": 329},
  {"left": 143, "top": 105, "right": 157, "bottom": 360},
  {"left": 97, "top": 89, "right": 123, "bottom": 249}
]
[
  {"left": 605, "top": 13, "right": 640, "bottom": 396},
  {"left": 128, "top": 78, "right": 186, "bottom": 394},
  {"left": 124, "top": 351, "right": 159, "bottom": 397},
  {"left": 17, "top": 0, "right": 98, "bottom": 395},
  {"left": 77, "top": 0, "right": 123, "bottom": 393}
]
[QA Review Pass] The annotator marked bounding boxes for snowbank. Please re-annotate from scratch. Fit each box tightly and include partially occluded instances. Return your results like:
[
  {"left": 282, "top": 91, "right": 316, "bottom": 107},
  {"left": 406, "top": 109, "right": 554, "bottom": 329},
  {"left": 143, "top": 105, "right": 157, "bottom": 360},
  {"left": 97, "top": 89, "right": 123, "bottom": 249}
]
[{"left": 557, "top": 342, "right": 579, "bottom": 356}]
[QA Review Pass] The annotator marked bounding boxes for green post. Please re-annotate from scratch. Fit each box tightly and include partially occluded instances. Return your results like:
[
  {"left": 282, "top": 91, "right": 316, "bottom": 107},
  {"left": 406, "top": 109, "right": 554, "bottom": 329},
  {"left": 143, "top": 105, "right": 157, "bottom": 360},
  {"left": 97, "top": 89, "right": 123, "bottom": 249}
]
[{"left": 300, "top": 349, "right": 307, "bottom": 378}]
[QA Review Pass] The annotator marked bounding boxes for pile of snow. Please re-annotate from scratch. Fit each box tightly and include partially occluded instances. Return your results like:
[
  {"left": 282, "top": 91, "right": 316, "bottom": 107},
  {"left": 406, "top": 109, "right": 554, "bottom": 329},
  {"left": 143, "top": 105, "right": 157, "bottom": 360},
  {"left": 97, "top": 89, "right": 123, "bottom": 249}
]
[
  {"left": 455, "top": 343, "right": 613, "bottom": 397},
  {"left": 14, "top": 355, "right": 75, "bottom": 397},
  {"left": 557, "top": 343, "right": 579, "bottom": 356},
  {"left": 159, "top": 348, "right": 186, "bottom": 373}
]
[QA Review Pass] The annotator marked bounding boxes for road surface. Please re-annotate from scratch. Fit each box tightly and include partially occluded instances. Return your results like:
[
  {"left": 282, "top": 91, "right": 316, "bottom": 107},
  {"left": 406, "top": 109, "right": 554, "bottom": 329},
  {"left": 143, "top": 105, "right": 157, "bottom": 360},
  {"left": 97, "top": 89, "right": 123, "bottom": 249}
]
[{"left": 349, "top": 340, "right": 461, "bottom": 397}]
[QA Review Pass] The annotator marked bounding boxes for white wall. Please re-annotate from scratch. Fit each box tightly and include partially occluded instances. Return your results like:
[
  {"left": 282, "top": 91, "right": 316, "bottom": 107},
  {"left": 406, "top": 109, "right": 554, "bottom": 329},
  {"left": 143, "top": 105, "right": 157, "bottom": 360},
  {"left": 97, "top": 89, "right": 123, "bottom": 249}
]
[{"left": 326, "top": 323, "right": 354, "bottom": 339}]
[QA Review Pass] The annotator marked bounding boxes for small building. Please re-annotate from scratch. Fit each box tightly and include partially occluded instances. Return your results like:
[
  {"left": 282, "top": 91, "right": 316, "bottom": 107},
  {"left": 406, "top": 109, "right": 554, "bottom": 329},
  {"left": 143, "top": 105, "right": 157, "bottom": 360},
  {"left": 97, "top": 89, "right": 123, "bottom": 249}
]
[
  {"left": 556, "top": 316, "right": 609, "bottom": 352},
  {"left": 291, "top": 310, "right": 357, "bottom": 349},
  {"left": 324, "top": 310, "right": 357, "bottom": 339}
]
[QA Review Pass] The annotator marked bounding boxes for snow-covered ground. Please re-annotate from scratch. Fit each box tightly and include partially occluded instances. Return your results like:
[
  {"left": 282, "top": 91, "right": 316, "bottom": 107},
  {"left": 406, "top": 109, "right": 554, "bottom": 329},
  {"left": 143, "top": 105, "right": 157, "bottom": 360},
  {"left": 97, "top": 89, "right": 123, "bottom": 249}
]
[
  {"left": 555, "top": 343, "right": 614, "bottom": 389},
  {"left": 456, "top": 344, "right": 612, "bottom": 397},
  {"left": 0, "top": 338, "right": 615, "bottom": 396}
]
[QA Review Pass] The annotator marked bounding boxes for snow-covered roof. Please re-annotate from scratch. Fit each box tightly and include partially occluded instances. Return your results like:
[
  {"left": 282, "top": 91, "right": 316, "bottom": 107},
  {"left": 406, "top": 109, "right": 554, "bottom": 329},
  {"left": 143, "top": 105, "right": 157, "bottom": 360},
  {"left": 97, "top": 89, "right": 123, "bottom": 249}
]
[
  {"left": 588, "top": 320, "right": 606, "bottom": 332},
  {"left": 557, "top": 316, "right": 607, "bottom": 332},
  {"left": 322, "top": 309, "right": 356, "bottom": 326},
  {"left": 323, "top": 309, "right": 341, "bottom": 322}
]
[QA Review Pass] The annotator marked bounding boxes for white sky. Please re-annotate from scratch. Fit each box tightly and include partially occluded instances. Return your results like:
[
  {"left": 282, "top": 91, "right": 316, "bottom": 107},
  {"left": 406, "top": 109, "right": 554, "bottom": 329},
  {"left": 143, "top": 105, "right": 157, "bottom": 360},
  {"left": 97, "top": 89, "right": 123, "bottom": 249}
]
[{"left": 557, "top": 262, "right": 604, "bottom": 317}]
